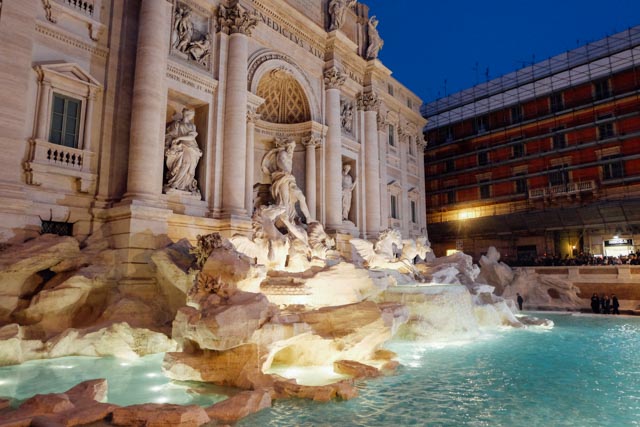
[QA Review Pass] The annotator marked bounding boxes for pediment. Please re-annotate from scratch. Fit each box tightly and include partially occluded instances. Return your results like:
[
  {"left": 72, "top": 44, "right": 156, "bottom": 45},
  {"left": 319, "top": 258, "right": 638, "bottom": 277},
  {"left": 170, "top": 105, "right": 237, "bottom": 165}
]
[{"left": 35, "top": 62, "right": 102, "bottom": 88}]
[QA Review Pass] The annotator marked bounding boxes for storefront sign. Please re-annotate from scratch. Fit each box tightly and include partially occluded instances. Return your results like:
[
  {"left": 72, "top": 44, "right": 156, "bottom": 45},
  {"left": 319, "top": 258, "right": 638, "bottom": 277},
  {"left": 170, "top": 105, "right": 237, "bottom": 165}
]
[{"left": 604, "top": 238, "right": 633, "bottom": 247}]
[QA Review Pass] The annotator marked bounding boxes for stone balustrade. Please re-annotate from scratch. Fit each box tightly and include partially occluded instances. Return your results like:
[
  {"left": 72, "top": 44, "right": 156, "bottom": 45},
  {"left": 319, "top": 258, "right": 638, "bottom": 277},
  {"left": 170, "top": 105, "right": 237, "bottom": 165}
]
[
  {"left": 30, "top": 139, "right": 92, "bottom": 172},
  {"left": 59, "top": 0, "right": 95, "bottom": 16}
]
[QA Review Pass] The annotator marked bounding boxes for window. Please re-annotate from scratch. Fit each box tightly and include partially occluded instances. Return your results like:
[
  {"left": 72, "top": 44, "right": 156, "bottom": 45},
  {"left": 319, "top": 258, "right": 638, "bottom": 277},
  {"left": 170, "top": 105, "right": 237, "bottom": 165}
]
[
  {"left": 598, "top": 123, "right": 615, "bottom": 140},
  {"left": 549, "top": 165, "right": 569, "bottom": 186},
  {"left": 593, "top": 79, "right": 611, "bottom": 100},
  {"left": 408, "top": 136, "right": 415, "bottom": 156},
  {"left": 479, "top": 182, "right": 491, "bottom": 199},
  {"left": 388, "top": 124, "right": 395, "bottom": 146},
  {"left": 410, "top": 200, "right": 417, "bottom": 223},
  {"left": 478, "top": 151, "right": 489, "bottom": 166},
  {"left": 552, "top": 127, "right": 566, "bottom": 149},
  {"left": 510, "top": 105, "right": 523, "bottom": 124},
  {"left": 445, "top": 159, "right": 455, "bottom": 173},
  {"left": 390, "top": 195, "right": 399, "bottom": 219},
  {"left": 388, "top": 84, "right": 394, "bottom": 96},
  {"left": 515, "top": 174, "right": 528, "bottom": 194},
  {"left": 474, "top": 115, "right": 488, "bottom": 134},
  {"left": 50, "top": 94, "right": 82, "bottom": 148},
  {"left": 512, "top": 140, "right": 525, "bottom": 158},
  {"left": 439, "top": 126, "right": 454, "bottom": 143},
  {"left": 447, "top": 190, "right": 456, "bottom": 204},
  {"left": 407, "top": 98, "right": 413, "bottom": 109},
  {"left": 550, "top": 92, "right": 564, "bottom": 113},
  {"left": 602, "top": 155, "right": 624, "bottom": 180}
]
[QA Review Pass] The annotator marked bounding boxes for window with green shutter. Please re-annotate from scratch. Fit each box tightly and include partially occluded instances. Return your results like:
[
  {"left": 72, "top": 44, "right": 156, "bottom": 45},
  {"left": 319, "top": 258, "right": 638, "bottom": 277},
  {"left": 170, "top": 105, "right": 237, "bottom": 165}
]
[{"left": 50, "top": 94, "right": 81, "bottom": 148}]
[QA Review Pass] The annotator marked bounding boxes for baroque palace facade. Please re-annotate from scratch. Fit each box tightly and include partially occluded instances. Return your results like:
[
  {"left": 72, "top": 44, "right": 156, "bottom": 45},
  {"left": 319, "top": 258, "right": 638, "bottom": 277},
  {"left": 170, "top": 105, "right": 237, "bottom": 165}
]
[
  {"left": 422, "top": 27, "right": 640, "bottom": 262},
  {"left": 0, "top": 0, "right": 426, "bottom": 282}
]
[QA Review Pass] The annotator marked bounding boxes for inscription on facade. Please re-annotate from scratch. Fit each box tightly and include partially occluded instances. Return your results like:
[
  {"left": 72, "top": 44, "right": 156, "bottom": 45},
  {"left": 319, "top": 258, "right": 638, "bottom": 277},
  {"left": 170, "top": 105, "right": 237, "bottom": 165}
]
[{"left": 253, "top": 8, "right": 324, "bottom": 59}]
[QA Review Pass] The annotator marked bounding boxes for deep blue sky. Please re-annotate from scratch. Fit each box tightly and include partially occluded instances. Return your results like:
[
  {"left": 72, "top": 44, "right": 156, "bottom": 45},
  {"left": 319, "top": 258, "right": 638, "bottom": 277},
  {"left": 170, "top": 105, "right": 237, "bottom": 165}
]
[{"left": 366, "top": 0, "right": 639, "bottom": 103}]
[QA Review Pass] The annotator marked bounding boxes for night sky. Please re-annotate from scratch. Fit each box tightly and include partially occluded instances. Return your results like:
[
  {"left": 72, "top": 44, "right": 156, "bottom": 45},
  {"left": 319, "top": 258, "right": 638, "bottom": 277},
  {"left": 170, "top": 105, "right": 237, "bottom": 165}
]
[{"left": 365, "top": 0, "right": 640, "bottom": 103}]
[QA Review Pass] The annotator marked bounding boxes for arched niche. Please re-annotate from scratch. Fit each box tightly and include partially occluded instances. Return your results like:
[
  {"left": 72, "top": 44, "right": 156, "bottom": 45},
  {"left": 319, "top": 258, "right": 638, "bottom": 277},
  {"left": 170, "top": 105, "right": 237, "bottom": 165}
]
[{"left": 248, "top": 50, "right": 320, "bottom": 123}]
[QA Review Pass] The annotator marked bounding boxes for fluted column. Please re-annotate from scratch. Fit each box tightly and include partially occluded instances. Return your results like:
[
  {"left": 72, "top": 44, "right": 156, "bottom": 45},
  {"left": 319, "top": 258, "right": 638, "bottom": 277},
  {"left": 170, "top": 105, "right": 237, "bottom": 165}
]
[
  {"left": 83, "top": 89, "right": 97, "bottom": 152},
  {"left": 35, "top": 77, "right": 52, "bottom": 140},
  {"left": 218, "top": 1, "right": 257, "bottom": 216},
  {"left": 323, "top": 67, "right": 346, "bottom": 229},
  {"left": 417, "top": 137, "right": 428, "bottom": 233},
  {"left": 125, "top": 0, "right": 171, "bottom": 201},
  {"left": 358, "top": 91, "right": 381, "bottom": 238},
  {"left": 303, "top": 136, "right": 321, "bottom": 220},
  {"left": 377, "top": 114, "right": 389, "bottom": 230},
  {"left": 245, "top": 108, "right": 260, "bottom": 214}
]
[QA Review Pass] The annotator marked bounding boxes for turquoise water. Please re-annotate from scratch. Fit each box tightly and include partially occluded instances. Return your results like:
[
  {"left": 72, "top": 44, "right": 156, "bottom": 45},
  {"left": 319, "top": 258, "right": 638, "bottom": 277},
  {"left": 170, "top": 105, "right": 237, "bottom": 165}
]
[
  {"left": 1, "top": 314, "right": 639, "bottom": 426},
  {"left": 0, "top": 353, "right": 227, "bottom": 408},
  {"left": 240, "top": 313, "right": 640, "bottom": 427}
]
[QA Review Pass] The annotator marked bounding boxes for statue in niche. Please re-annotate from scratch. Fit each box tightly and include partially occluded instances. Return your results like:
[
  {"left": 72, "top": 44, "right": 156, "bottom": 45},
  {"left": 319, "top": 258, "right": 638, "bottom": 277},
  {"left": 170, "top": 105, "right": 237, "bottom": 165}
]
[
  {"left": 174, "top": 6, "right": 194, "bottom": 53},
  {"left": 342, "top": 164, "right": 356, "bottom": 221},
  {"left": 164, "top": 108, "right": 202, "bottom": 196},
  {"left": 328, "top": 0, "right": 357, "bottom": 31},
  {"left": 187, "top": 33, "right": 212, "bottom": 65},
  {"left": 340, "top": 100, "right": 353, "bottom": 133},
  {"left": 366, "top": 15, "right": 384, "bottom": 60},
  {"left": 261, "top": 138, "right": 311, "bottom": 224}
]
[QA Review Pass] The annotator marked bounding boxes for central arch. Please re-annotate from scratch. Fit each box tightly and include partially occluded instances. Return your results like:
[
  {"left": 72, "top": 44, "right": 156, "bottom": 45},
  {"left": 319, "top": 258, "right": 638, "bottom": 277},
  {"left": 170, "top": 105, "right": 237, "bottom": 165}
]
[{"left": 256, "top": 69, "right": 311, "bottom": 124}]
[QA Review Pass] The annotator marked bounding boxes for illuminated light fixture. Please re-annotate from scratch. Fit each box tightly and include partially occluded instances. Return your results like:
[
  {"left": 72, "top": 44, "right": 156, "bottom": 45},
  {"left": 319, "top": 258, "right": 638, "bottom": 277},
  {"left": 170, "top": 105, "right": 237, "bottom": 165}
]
[{"left": 458, "top": 211, "right": 473, "bottom": 220}]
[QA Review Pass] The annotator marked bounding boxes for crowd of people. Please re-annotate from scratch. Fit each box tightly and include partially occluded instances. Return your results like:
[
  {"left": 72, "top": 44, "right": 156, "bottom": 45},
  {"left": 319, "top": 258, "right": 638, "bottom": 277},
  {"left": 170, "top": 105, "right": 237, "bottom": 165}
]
[
  {"left": 590, "top": 293, "right": 621, "bottom": 314},
  {"left": 508, "top": 252, "right": 640, "bottom": 267}
]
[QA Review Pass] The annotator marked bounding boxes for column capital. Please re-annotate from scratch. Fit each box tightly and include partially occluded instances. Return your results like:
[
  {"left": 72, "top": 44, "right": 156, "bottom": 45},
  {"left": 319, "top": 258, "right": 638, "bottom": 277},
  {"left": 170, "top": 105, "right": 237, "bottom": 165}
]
[
  {"left": 303, "top": 135, "right": 322, "bottom": 148},
  {"left": 323, "top": 67, "right": 346, "bottom": 89},
  {"left": 217, "top": 1, "right": 258, "bottom": 36},
  {"left": 416, "top": 136, "right": 428, "bottom": 151},
  {"left": 247, "top": 107, "right": 261, "bottom": 124},
  {"left": 357, "top": 91, "right": 380, "bottom": 111}
]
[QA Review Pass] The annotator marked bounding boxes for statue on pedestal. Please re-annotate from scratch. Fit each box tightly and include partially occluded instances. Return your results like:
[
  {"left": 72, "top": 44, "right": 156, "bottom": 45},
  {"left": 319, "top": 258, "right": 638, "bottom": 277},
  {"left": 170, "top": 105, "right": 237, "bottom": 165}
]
[
  {"left": 328, "top": 0, "right": 357, "bottom": 31},
  {"left": 342, "top": 164, "right": 356, "bottom": 221},
  {"left": 164, "top": 108, "right": 202, "bottom": 196},
  {"left": 366, "top": 16, "right": 384, "bottom": 60}
]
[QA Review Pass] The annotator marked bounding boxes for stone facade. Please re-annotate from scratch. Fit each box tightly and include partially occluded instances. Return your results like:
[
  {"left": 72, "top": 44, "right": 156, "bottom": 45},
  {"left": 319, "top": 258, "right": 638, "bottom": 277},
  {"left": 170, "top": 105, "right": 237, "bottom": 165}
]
[{"left": 0, "top": 0, "right": 426, "bottom": 283}]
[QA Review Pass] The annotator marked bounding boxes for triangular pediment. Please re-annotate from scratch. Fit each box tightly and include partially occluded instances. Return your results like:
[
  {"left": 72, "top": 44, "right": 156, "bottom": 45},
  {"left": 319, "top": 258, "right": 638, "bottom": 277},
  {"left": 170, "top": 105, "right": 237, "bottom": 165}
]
[{"left": 35, "top": 62, "right": 102, "bottom": 88}]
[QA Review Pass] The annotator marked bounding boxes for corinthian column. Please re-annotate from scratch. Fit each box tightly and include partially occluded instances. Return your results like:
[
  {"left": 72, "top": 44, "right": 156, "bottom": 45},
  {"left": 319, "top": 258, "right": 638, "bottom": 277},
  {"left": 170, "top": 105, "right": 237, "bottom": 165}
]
[
  {"left": 358, "top": 91, "right": 381, "bottom": 238},
  {"left": 245, "top": 108, "right": 261, "bottom": 214},
  {"left": 125, "top": 0, "right": 171, "bottom": 201},
  {"left": 218, "top": 1, "right": 258, "bottom": 216},
  {"left": 323, "top": 67, "right": 346, "bottom": 229},
  {"left": 303, "top": 136, "right": 321, "bottom": 220},
  {"left": 377, "top": 114, "right": 389, "bottom": 229}
]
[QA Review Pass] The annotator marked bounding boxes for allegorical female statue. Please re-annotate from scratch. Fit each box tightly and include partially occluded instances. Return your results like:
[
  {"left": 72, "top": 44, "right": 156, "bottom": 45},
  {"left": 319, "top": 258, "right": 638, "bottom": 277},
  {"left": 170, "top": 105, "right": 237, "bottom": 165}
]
[
  {"left": 342, "top": 164, "right": 356, "bottom": 221},
  {"left": 366, "top": 15, "right": 384, "bottom": 59},
  {"left": 164, "top": 108, "right": 202, "bottom": 196},
  {"left": 328, "top": 0, "right": 357, "bottom": 31}
]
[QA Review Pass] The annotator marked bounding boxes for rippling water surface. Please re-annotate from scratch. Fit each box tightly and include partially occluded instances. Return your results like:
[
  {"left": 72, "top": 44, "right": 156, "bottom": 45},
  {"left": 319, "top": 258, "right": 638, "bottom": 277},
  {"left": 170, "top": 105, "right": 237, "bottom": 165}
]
[
  {"left": 0, "top": 353, "right": 226, "bottom": 407},
  {"left": 240, "top": 313, "right": 640, "bottom": 427}
]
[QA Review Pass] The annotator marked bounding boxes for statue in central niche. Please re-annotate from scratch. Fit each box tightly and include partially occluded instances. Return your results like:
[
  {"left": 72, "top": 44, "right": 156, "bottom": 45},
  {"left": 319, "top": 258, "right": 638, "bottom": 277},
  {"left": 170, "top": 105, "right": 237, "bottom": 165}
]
[
  {"left": 164, "top": 108, "right": 202, "bottom": 196},
  {"left": 261, "top": 138, "right": 311, "bottom": 224}
]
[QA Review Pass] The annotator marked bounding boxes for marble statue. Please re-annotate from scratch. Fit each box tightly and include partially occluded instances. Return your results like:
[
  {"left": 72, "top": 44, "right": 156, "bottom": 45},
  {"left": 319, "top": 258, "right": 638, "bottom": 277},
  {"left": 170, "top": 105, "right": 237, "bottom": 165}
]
[
  {"left": 187, "top": 33, "right": 212, "bottom": 65},
  {"left": 175, "top": 7, "right": 194, "bottom": 53},
  {"left": 328, "top": 0, "right": 356, "bottom": 31},
  {"left": 261, "top": 138, "right": 311, "bottom": 224},
  {"left": 341, "top": 164, "right": 356, "bottom": 221},
  {"left": 350, "top": 228, "right": 404, "bottom": 269},
  {"left": 341, "top": 100, "right": 353, "bottom": 133},
  {"left": 366, "top": 16, "right": 384, "bottom": 60},
  {"left": 164, "top": 108, "right": 202, "bottom": 195}
]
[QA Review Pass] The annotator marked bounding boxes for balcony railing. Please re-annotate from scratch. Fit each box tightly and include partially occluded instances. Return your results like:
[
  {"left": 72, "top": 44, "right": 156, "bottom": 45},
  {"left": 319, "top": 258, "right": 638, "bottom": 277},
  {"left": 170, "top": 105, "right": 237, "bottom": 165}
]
[
  {"left": 529, "top": 180, "right": 596, "bottom": 200},
  {"left": 59, "top": 0, "right": 95, "bottom": 16}
]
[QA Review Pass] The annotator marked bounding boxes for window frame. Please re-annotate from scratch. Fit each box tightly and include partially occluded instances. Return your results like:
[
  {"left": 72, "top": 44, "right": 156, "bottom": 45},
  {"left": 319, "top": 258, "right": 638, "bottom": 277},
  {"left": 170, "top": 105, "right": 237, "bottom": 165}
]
[{"left": 50, "top": 93, "right": 82, "bottom": 148}]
